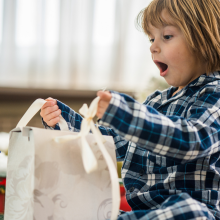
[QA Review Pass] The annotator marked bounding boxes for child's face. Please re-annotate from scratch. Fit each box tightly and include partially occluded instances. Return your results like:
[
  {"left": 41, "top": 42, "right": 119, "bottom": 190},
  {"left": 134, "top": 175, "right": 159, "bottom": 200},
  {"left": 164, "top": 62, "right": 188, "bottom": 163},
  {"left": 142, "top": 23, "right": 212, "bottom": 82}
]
[{"left": 148, "top": 10, "right": 206, "bottom": 90}]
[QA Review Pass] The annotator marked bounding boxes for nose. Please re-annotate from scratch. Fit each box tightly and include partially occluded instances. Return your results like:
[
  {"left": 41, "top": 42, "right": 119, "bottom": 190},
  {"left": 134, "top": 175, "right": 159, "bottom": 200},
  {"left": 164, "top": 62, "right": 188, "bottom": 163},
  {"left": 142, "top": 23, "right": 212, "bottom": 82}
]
[{"left": 150, "top": 39, "right": 161, "bottom": 54}]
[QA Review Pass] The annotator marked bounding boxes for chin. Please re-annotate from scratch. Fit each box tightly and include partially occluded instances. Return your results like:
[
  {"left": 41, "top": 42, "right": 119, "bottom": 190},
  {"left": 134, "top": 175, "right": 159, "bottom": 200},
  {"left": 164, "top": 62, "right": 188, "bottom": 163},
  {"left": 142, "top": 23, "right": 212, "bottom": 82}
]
[
  {"left": 164, "top": 79, "right": 177, "bottom": 87},
  {"left": 163, "top": 76, "right": 181, "bottom": 87}
]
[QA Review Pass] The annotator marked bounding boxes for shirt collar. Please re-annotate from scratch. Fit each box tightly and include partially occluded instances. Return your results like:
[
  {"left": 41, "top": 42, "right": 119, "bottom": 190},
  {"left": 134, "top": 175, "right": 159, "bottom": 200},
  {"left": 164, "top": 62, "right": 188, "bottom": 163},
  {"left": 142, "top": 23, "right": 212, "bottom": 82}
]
[
  {"left": 160, "top": 71, "right": 220, "bottom": 105},
  {"left": 170, "top": 71, "right": 220, "bottom": 93},
  {"left": 188, "top": 71, "right": 220, "bottom": 87}
]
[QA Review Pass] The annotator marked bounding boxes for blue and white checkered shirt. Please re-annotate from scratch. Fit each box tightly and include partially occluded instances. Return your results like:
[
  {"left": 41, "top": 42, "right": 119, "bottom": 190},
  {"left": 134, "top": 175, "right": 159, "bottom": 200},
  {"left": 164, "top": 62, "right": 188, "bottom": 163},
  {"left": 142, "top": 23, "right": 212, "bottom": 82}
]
[{"left": 43, "top": 72, "right": 220, "bottom": 219}]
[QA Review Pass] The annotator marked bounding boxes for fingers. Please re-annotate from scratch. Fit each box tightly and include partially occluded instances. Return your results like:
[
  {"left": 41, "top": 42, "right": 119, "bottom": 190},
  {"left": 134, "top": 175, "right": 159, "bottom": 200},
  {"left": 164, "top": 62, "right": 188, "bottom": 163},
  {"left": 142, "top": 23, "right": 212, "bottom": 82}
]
[
  {"left": 96, "top": 91, "right": 112, "bottom": 119},
  {"left": 40, "top": 97, "right": 61, "bottom": 127},
  {"left": 42, "top": 98, "right": 57, "bottom": 110},
  {"left": 96, "top": 108, "right": 105, "bottom": 119},
  {"left": 98, "top": 100, "right": 109, "bottom": 111},
  {"left": 45, "top": 97, "right": 56, "bottom": 103},
  {"left": 97, "top": 91, "right": 111, "bottom": 102},
  {"left": 44, "top": 109, "right": 61, "bottom": 127},
  {"left": 41, "top": 104, "right": 58, "bottom": 116},
  {"left": 97, "top": 91, "right": 112, "bottom": 108}
]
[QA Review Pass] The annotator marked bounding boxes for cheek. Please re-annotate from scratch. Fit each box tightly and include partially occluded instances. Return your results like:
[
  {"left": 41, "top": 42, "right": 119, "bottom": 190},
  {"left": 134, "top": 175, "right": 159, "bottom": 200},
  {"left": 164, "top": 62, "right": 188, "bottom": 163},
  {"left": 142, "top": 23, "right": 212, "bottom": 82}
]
[{"left": 167, "top": 48, "right": 190, "bottom": 68}]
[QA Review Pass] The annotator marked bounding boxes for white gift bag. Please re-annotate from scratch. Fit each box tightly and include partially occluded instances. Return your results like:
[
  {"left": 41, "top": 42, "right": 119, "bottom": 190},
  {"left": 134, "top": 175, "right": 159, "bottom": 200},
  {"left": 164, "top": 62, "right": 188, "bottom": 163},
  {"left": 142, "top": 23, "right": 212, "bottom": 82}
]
[{"left": 4, "top": 97, "right": 120, "bottom": 220}]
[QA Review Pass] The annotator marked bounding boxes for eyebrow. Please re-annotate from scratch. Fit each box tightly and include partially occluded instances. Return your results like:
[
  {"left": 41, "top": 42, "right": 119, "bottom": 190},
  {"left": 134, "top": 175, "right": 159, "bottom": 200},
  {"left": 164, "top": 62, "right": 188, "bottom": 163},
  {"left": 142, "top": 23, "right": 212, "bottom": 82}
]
[{"left": 148, "top": 24, "right": 176, "bottom": 35}]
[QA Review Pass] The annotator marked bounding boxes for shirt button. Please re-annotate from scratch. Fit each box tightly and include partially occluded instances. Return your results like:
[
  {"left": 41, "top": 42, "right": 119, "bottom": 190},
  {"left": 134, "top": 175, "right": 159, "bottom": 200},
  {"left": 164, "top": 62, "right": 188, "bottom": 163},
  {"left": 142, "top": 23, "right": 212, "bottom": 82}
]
[
  {"left": 139, "top": 169, "right": 145, "bottom": 176},
  {"left": 129, "top": 187, "right": 135, "bottom": 192}
]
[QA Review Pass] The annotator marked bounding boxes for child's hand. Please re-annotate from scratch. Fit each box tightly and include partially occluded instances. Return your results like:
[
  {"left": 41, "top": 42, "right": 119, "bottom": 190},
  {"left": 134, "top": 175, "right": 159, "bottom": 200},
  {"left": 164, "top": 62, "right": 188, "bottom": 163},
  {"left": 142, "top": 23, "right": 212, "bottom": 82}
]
[
  {"left": 97, "top": 91, "right": 112, "bottom": 119},
  {"left": 40, "top": 97, "right": 61, "bottom": 128}
]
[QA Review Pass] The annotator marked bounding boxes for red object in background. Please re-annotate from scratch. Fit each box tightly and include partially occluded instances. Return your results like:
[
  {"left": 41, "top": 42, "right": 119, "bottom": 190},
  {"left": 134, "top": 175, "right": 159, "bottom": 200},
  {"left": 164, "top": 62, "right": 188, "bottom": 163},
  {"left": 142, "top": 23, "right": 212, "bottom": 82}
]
[
  {"left": 0, "top": 193, "right": 5, "bottom": 214},
  {"left": 0, "top": 178, "right": 6, "bottom": 186},
  {"left": 120, "top": 185, "right": 132, "bottom": 211},
  {"left": 0, "top": 177, "right": 6, "bottom": 214}
]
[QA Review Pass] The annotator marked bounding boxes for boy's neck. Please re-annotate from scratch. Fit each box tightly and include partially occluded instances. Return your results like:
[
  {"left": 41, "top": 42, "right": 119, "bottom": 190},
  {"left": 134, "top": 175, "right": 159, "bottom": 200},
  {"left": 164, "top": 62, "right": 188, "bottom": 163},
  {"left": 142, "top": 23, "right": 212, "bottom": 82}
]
[{"left": 172, "top": 88, "right": 179, "bottom": 97}]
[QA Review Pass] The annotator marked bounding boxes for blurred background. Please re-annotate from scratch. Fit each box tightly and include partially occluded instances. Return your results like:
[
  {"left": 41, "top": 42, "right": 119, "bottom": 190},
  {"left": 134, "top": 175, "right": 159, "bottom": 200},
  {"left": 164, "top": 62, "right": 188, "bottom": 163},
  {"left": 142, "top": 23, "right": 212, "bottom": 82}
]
[
  {"left": 0, "top": 0, "right": 170, "bottom": 214},
  {"left": 0, "top": 0, "right": 169, "bottom": 133}
]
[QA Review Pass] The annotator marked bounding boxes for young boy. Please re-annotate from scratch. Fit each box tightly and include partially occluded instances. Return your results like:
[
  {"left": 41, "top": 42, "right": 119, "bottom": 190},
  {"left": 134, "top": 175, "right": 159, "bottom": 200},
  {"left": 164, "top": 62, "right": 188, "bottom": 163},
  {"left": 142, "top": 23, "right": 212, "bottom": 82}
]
[{"left": 41, "top": 0, "right": 220, "bottom": 219}]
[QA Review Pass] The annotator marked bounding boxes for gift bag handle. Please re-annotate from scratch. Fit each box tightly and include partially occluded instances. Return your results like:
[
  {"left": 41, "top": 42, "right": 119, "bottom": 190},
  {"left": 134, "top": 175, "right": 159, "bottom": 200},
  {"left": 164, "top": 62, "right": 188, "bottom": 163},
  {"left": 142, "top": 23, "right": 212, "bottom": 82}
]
[{"left": 16, "top": 99, "right": 69, "bottom": 131}]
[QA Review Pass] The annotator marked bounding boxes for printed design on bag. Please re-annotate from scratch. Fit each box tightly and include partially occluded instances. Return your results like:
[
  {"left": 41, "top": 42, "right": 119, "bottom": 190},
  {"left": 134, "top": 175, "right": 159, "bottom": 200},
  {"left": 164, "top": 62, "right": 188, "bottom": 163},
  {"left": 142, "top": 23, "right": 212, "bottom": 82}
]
[
  {"left": 4, "top": 155, "right": 34, "bottom": 220},
  {"left": 34, "top": 189, "right": 67, "bottom": 220},
  {"left": 35, "top": 161, "right": 60, "bottom": 191},
  {"left": 5, "top": 136, "right": 115, "bottom": 219},
  {"left": 57, "top": 140, "right": 112, "bottom": 190},
  {"left": 34, "top": 160, "right": 68, "bottom": 220},
  {"left": 5, "top": 156, "right": 67, "bottom": 220},
  {"left": 75, "top": 143, "right": 112, "bottom": 191},
  {"left": 97, "top": 198, "right": 112, "bottom": 220}
]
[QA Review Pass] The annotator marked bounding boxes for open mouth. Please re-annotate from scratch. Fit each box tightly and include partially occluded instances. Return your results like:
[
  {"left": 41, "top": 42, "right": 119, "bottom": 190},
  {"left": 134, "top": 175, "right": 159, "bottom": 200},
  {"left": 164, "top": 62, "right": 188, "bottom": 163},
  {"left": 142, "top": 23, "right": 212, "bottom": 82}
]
[{"left": 154, "top": 61, "right": 168, "bottom": 73}]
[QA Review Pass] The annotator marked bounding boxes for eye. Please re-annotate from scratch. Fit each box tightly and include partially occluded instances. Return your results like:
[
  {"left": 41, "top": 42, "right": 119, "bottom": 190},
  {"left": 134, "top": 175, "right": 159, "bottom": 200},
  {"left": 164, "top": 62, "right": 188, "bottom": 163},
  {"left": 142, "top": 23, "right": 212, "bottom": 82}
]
[
  {"left": 149, "top": 38, "right": 154, "bottom": 43},
  {"left": 163, "top": 35, "right": 173, "bottom": 40}
]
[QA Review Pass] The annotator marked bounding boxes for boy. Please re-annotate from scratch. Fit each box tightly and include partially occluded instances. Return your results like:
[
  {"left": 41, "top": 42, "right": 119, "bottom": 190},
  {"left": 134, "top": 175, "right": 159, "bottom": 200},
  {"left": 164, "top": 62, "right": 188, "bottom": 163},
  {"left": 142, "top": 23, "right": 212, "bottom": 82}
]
[{"left": 41, "top": 0, "right": 220, "bottom": 219}]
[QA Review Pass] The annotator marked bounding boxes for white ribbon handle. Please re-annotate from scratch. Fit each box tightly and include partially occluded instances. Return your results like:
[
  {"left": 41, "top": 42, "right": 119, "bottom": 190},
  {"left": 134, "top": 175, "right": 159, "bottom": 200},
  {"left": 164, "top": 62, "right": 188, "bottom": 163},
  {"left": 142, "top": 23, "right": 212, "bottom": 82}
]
[
  {"left": 16, "top": 98, "right": 69, "bottom": 131},
  {"left": 55, "top": 96, "right": 120, "bottom": 220}
]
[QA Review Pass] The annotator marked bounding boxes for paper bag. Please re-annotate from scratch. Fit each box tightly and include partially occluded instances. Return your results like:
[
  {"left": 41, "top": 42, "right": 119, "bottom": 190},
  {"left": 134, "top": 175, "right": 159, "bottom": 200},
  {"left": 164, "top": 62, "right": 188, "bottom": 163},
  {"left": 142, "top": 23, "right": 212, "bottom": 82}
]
[{"left": 4, "top": 98, "right": 120, "bottom": 220}]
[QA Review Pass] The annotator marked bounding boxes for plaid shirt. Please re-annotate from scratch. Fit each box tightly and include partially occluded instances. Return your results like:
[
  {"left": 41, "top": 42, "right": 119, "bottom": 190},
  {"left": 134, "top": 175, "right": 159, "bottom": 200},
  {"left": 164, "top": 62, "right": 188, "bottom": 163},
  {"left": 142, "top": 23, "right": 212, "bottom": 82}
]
[{"left": 44, "top": 72, "right": 220, "bottom": 219}]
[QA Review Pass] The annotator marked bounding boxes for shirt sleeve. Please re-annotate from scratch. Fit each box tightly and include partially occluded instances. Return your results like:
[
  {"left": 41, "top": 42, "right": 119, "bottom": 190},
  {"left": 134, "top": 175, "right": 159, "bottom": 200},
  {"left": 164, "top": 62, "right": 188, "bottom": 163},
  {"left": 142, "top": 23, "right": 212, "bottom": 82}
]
[
  {"left": 98, "top": 89, "right": 220, "bottom": 163},
  {"left": 42, "top": 99, "right": 129, "bottom": 161}
]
